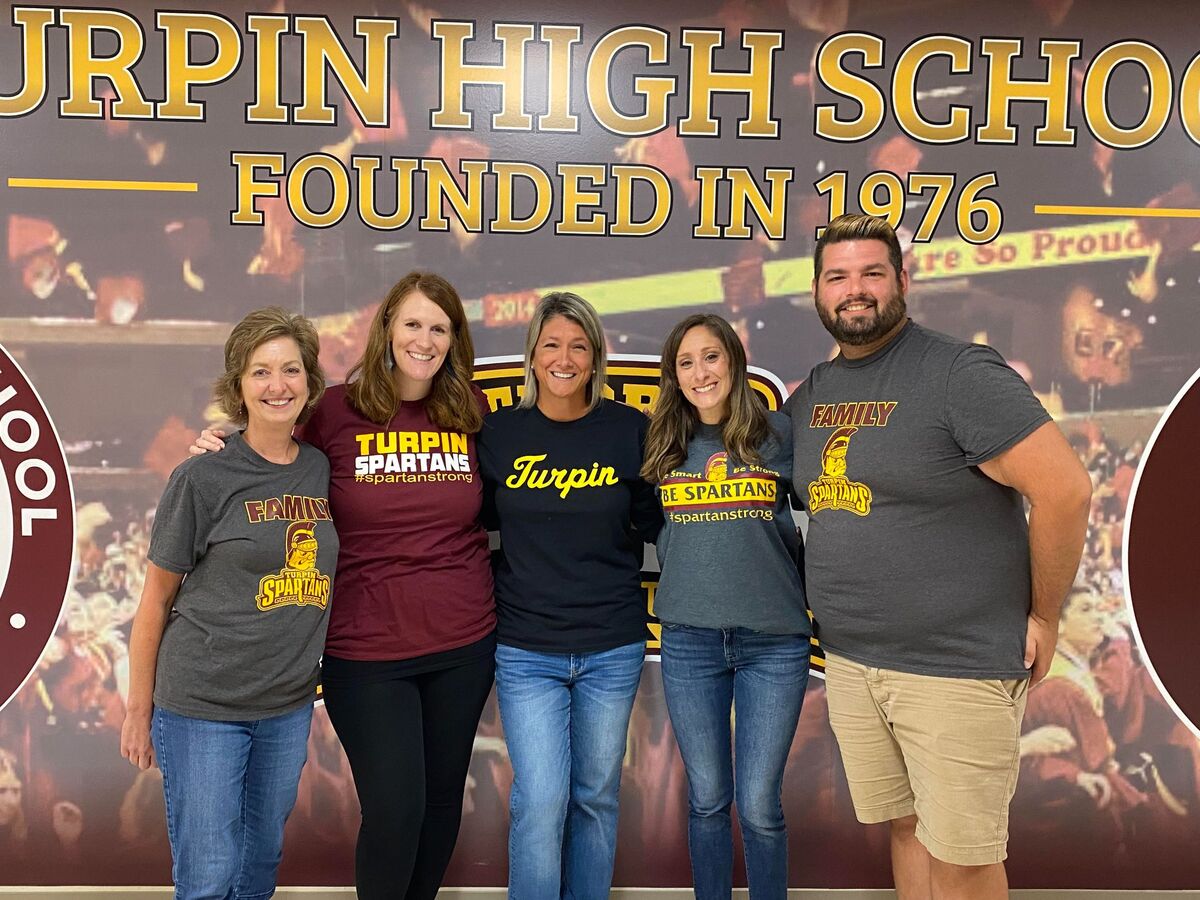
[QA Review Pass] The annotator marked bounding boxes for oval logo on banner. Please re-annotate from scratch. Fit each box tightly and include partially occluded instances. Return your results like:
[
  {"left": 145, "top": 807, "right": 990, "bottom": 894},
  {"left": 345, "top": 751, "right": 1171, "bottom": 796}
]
[
  {"left": 0, "top": 343, "right": 75, "bottom": 713},
  {"left": 1126, "top": 366, "right": 1200, "bottom": 739}
]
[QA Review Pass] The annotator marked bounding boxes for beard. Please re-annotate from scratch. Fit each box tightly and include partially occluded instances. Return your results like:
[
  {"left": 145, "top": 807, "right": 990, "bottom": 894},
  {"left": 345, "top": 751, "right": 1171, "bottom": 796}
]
[{"left": 815, "top": 285, "right": 908, "bottom": 346}]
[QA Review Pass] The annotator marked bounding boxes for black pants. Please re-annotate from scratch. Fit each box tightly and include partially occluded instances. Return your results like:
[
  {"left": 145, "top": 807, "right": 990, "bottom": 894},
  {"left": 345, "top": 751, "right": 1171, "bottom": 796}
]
[{"left": 321, "top": 645, "right": 495, "bottom": 900}]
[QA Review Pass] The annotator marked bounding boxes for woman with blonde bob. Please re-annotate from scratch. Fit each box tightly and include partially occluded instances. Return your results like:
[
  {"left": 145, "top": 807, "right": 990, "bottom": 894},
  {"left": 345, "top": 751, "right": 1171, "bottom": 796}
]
[
  {"left": 123, "top": 307, "right": 337, "bottom": 900},
  {"left": 479, "top": 292, "right": 661, "bottom": 900},
  {"left": 191, "top": 273, "right": 495, "bottom": 900},
  {"left": 643, "top": 313, "right": 810, "bottom": 900}
]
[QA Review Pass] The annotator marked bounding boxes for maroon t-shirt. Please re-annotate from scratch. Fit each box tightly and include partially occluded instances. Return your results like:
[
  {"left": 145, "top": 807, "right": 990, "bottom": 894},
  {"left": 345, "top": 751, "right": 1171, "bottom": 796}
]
[{"left": 299, "top": 384, "right": 494, "bottom": 660}]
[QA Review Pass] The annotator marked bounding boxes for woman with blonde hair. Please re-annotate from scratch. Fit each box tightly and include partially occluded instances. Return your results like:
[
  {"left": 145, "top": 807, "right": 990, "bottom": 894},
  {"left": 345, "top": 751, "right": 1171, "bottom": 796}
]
[
  {"left": 643, "top": 313, "right": 810, "bottom": 900},
  {"left": 123, "top": 306, "right": 336, "bottom": 899},
  {"left": 479, "top": 292, "right": 661, "bottom": 900},
  {"left": 191, "top": 273, "right": 495, "bottom": 900}
]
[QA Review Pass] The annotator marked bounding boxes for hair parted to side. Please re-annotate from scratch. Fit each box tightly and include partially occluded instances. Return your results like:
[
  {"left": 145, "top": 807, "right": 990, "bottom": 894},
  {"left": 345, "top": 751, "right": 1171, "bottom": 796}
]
[
  {"left": 813, "top": 213, "right": 905, "bottom": 283},
  {"left": 345, "top": 271, "right": 482, "bottom": 433},
  {"left": 518, "top": 292, "right": 607, "bottom": 415},
  {"left": 641, "top": 314, "right": 770, "bottom": 484},
  {"left": 214, "top": 306, "right": 325, "bottom": 427}
]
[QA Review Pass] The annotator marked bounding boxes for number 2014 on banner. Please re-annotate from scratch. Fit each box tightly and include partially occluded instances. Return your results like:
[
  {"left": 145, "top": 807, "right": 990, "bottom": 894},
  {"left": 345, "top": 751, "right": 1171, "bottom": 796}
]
[{"left": 814, "top": 171, "right": 1002, "bottom": 244}]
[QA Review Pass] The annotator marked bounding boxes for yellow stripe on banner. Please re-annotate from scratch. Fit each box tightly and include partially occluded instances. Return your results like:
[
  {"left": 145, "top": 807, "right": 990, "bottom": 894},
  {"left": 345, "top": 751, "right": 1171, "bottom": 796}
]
[
  {"left": 1035, "top": 204, "right": 1200, "bottom": 219},
  {"left": 8, "top": 177, "right": 198, "bottom": 192}
]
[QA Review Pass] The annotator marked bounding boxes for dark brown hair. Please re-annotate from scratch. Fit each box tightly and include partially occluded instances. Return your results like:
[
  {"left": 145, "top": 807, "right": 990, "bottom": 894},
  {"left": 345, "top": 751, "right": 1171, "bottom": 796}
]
[
  {"left": 642, "top": 314, "right": 769, "bottom": 484},
  {"left": 814, "top": 214, "right": 904, "bottom": 283}
]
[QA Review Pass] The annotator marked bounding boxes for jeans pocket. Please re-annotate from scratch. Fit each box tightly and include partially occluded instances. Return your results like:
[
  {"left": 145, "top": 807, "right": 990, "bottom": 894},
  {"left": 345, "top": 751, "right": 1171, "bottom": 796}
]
[{"left": 983, "top": 678, "right": 1026, "bottom": 707}]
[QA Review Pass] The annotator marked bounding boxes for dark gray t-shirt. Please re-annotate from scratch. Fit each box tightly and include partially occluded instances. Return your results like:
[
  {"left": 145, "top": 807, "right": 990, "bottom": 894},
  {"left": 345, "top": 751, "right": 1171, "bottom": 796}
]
[
  {"left": 653, "top": 413, "right": 809, "bottom": 635},
  {"left": 149, "top": 431, "right": 338, "bottom": 720},
  {"left": 784, "top": 322, "right": 1050, "bottom": 679}
]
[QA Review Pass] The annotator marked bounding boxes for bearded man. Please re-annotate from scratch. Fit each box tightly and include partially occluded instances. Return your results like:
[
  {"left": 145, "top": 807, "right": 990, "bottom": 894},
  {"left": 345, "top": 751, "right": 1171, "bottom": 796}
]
[{"left": 784, "top": 214, "right": 1092, "bottom": 900}]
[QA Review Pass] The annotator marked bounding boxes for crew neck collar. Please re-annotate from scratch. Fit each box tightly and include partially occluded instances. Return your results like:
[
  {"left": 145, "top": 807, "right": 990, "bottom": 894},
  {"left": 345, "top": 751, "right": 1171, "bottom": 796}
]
[{"left": 837, "top": 319, "right": 915, "bottom": 369}]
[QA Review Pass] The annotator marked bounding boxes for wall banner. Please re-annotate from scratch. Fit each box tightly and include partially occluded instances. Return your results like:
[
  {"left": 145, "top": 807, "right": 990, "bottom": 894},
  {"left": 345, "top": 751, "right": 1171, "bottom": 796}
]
[{"left": 1, "top": 0, "right": 1199, "bottom": 890}]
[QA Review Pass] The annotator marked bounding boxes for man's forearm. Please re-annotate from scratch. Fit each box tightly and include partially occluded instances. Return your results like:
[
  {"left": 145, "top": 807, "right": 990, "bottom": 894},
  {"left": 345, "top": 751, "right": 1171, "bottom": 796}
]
[{"left": 1027, "top": 490, "right": 1091, "bottom": 622}]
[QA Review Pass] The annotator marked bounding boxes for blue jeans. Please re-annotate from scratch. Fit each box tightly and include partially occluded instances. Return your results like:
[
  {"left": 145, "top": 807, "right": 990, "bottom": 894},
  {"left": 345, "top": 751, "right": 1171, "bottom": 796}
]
[
  {"left": 153, "top": 704, "right": 312, "bottom": 900},
  {"left": 495, "top": 641, "right": 645, "bottom": 900},
  {"left": 660, "top": 625, "right": 810, "bottom": 900}
]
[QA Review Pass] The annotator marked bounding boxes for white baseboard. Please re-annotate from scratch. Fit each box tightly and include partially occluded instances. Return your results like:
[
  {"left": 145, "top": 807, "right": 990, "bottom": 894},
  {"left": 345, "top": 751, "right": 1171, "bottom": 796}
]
[{"left": 0, "top": 890, "right": 1198, "bottom": 898}]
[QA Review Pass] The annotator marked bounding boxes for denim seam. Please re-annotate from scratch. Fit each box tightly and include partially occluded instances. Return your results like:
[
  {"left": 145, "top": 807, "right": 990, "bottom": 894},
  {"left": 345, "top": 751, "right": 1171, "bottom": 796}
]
[
  {"left": 234, "top": 720, "right": 256, "bottom": 897},
  {"left": 154, "top": 711, "right": 178, "bottom": 880}
]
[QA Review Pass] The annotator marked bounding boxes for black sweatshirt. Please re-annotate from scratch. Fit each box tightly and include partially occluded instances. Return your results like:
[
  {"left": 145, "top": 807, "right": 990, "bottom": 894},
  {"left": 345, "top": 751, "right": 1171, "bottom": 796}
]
[{"left": 479, "top": 399, "right": 663, "bottom": 653}]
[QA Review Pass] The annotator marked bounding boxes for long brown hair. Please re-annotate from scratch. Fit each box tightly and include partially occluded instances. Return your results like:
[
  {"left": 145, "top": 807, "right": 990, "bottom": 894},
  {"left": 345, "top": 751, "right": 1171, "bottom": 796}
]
[
  {"left": 345, "top": 272, "right": 482, "bottom": 432},
  {"left": 642, "top": 314, "right": 769, "bottom": 484}
]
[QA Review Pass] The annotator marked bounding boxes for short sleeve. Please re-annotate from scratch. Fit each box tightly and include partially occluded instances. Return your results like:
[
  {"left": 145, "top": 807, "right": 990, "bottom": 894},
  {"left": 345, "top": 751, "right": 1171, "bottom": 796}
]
[
  {"left": 781, "top": 383, "right": 804, "bottom": 421},
  {"left": 945, "top": 345, "right": 1051, "bottom": 465},
  {"left": 147, "top": 468, "right": 213, "bottom": 574},
  {"left": 769, "top": 413, "right": 794, "bottom": 479},
  {"left": 295, "top": 393, "right": 328, "bottom": 452}
]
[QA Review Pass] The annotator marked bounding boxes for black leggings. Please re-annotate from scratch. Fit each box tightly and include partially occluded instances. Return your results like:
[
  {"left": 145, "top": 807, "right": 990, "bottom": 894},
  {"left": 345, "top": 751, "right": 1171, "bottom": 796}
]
[{"left": 321, "top": 649, "right": 495, "bottom": 900}]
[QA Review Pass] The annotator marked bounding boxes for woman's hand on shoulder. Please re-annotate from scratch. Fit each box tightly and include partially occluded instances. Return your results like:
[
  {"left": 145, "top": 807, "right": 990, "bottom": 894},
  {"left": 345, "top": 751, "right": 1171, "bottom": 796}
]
[{"left": 189, "top": 428, "right": 228, "bottom": 456}]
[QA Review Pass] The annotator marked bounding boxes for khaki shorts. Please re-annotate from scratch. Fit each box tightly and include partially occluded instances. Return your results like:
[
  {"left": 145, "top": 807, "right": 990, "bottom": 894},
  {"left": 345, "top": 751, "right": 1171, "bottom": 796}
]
[{"left": 823, "top": 652, "right": 1028, "bottom": 866}]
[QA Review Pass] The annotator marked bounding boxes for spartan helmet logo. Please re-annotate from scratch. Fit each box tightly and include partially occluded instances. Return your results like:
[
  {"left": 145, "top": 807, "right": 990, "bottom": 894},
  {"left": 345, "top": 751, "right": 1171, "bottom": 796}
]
[
  {"left": 820, "top": 426, "right": 859, "bottom": 479},
  {"left": 704, "top": 451, "right": 729, "bottom": 482},
  {"left": 285, "top": 521, "right": 318, "bottom": 571}
]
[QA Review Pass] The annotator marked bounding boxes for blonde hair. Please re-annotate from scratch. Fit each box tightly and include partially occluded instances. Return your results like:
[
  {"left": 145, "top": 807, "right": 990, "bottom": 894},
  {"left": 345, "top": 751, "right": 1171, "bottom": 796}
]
[
  {"left": 642, "top": 314, "right": 769, "bottom": 484},
  {"left": 345, "top": 272, "right": 482, "bottom": 432},
  {"left": 213, "top": 307, "right": 325, "bottom": 427},
  {"left": 518, "top": 292, "right": 607, "bottom": 415},
  {"left": 814, "top": 214, "right": 904, "bottom": 282}
]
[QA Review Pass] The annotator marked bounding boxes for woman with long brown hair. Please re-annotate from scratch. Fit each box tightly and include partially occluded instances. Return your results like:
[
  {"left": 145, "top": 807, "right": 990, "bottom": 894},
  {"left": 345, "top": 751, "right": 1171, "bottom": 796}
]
[
  {"left": 192, "top": 272, "right": 494, "bottom": 900},
  {"left": 643, "top": 313, "right": 810, "bottom": 900}
]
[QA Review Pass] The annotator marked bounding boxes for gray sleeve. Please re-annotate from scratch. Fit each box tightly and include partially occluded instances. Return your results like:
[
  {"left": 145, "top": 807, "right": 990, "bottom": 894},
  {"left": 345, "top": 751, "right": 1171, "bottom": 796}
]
[
  {"left": 147, "top": 468, "right": 213, "bottom": 574},
  {"left": 781, "top": 385, "right": 801, "bottom": 420},
  {"left": 944, "top": 345, "right": 1052, "bottom": 465}
]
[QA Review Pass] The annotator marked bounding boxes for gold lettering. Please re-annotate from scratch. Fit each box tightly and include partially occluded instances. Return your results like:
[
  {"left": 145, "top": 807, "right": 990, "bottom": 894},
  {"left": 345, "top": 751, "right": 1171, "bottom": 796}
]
[
  {"left": 679, "top": 29, "right": 782, "bottom": 138},
  {"left": 231, "top": 153, "right": 284, "bottom": 225},
  {"left": 893, "top": 36, "right": 972, "bottom": 143},
  {"left": 0, "top": 7, "right": 54, "bottom": 117},
  {"left": 60, "top": 9, "right": 153, "bottom": 118},
  {"left": 157, "top": 12, "right": 242, "bottom": 120},
  {"left": 431, "top": 21, "right": 535, "bottom": 130},
  {"left": 977, "top": 38, "right": 1079, "bottom": 145},
  {"left": 420, "top": 158, "right": 488, "bottom": 232},
  {"left": 814, "top": 32, "right": 885, "bottom": 142},
  {"left": 1083, "top": 41, "right": 1173, "bottom": 149},
  {"left": 295, "top": 16, "right": 396, "bottom": 126},
  {"left": 586, "top": 26, "right": 674, "bottom": 136}
]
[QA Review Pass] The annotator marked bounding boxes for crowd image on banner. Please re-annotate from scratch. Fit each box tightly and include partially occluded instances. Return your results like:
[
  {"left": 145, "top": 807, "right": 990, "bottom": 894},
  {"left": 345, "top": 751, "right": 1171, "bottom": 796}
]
[{"left": 2, "top": 0, "right": 1200, "bottom": 890}]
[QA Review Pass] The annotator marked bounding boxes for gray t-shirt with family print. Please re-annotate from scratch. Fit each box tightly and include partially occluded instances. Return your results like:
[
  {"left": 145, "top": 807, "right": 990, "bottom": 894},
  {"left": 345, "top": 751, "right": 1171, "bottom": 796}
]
[
  {"left": 149, "top": 431, "right": 338, "bottom": 720},
  {"left": 784, "top": 321, "right": 1050, "bottom": 679}
]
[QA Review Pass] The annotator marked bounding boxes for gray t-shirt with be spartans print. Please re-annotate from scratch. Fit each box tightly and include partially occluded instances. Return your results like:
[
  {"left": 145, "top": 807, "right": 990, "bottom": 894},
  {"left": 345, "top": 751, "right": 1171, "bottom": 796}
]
[
  {"left": 783, "top": 321, "right": 1050, "bottom": 679},
  {"left": 653, "top": 413, "right": 810, "bottom": 636},
  {"left": 149, "top": 431, "right": 338, "bottom": 721}
]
